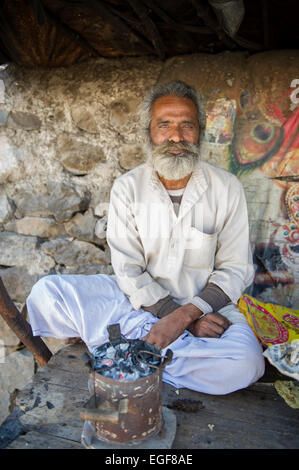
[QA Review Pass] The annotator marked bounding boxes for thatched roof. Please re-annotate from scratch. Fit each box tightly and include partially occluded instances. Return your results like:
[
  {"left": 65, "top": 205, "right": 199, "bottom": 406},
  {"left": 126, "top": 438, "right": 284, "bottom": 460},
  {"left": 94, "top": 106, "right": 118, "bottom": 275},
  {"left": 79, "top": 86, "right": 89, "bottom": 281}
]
[{"left": 0, "top": 0, "right": 298, "bottom": 67}]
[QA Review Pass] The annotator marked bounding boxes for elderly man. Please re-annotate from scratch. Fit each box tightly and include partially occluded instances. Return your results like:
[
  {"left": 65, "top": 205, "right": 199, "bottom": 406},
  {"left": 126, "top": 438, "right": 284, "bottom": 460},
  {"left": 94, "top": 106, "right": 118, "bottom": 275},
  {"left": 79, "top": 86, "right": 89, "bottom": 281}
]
[{"left": 27, "top": 81, "right": 265, "bottom": 395}]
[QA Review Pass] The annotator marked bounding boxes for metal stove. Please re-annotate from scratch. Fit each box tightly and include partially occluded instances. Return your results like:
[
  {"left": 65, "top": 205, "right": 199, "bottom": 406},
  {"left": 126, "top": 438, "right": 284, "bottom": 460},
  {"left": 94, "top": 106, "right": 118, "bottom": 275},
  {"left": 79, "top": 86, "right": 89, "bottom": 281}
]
[{"left": 80, "top": 324, "right": 177, "bottom": 449}]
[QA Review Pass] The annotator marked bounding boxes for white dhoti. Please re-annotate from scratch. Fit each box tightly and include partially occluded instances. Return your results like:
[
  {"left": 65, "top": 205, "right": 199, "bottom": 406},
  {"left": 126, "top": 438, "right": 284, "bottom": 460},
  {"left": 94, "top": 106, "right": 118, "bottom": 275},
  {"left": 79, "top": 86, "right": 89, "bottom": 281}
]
[{"left": 26, "top": 274, "right": 265, "bottom": 395}]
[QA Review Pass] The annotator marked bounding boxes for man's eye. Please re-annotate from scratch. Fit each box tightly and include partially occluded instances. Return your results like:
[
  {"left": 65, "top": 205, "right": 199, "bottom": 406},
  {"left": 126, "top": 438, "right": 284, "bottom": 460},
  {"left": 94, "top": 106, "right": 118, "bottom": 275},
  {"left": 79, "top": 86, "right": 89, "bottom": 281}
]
[
  {"left": 182, "top": 123, "right": 194, "bottom": 128},
  {"left": 158, "top": 123, "right": 169, "bottom": 128}
]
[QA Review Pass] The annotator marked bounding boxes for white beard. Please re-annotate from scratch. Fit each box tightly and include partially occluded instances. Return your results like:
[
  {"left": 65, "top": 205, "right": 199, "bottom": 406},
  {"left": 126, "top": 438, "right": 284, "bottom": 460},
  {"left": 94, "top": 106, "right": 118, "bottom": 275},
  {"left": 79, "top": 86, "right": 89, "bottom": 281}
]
[{"left": 145, "top": 141, "right": 201, "bottom": 180}]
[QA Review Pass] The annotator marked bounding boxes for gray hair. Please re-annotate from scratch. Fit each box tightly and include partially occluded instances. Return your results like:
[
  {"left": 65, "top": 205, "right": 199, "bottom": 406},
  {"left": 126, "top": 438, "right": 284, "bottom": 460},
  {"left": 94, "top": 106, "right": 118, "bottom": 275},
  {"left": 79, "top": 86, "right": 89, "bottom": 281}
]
[{"left": 139, "top": 80, "right": 206, "bottom": 142}]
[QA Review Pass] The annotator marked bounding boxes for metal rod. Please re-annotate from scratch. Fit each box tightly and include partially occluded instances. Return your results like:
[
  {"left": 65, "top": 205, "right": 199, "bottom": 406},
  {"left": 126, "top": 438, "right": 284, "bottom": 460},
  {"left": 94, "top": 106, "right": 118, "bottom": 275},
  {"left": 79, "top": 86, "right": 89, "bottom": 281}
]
[
  {"left": 0, "top": 277, "right": 52, "bottom": 367},
  {"left": 136, "top": 349, "right": 162, "bottom": 370}
]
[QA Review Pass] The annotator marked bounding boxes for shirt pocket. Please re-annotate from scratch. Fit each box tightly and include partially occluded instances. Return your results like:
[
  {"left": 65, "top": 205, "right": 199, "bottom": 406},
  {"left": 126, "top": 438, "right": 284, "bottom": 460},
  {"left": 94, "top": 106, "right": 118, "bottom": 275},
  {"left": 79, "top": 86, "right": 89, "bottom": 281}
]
[{"left": 183, "top": 227, "right": 217, "bottom": 269}]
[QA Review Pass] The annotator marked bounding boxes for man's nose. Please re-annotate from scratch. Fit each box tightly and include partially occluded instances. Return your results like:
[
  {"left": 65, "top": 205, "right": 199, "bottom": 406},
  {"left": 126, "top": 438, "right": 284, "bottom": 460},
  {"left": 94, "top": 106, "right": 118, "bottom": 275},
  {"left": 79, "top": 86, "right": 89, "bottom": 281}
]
[{"left": 168, "top": 125, "right": 184, "bottom": 143}]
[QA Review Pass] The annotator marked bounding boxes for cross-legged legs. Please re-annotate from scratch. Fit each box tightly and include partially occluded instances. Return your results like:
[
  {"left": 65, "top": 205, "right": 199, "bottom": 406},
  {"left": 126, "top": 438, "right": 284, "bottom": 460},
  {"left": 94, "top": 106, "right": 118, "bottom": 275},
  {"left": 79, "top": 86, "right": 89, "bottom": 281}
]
[{"left": 27, "top": 274, "right": 265, "bottom": 395}]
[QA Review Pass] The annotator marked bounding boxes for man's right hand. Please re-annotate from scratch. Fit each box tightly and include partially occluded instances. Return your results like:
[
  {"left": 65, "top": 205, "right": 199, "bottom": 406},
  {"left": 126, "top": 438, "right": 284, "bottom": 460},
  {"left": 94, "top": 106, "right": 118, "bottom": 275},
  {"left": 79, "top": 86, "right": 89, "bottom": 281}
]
[
  {"left": 141, "top": 305, "right": 197, "bottom": 349},
  {"left": 187, "top": 312, "right": 231, "bottom": 338}
]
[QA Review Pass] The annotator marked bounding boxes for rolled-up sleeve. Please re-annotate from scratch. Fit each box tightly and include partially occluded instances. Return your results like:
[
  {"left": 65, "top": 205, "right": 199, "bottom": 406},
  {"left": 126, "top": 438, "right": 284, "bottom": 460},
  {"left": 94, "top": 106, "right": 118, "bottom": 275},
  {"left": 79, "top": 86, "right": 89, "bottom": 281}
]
[
  {"left": 208, "top": 178, "right": 254, "bottom": 304},
  {"left": 106, "top": 179, "right": 169, "bottom": 310}
]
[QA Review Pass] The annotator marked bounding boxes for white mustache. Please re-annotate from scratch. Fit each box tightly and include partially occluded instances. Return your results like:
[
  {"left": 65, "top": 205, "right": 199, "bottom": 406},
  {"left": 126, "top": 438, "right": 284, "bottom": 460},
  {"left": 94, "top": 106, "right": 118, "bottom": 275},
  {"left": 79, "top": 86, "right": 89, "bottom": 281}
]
[
  {"left": 155, "top": 141, "right": 199, "bottom": 155},
  {"left": 146, "top": 141, "right": 201, "bottom": 180}
]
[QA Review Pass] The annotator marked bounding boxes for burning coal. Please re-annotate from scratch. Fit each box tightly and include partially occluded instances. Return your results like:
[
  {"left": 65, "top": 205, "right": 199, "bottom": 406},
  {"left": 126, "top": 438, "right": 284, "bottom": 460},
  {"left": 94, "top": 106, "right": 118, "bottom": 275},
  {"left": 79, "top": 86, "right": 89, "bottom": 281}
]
[{"left": 92, "top": 339, "right": 162, "bottom": 381}]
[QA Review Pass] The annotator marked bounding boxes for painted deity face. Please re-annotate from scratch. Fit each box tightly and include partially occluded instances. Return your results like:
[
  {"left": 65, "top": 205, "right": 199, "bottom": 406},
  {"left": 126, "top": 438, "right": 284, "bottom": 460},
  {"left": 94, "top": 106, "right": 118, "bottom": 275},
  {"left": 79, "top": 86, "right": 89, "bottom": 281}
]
[{"left": 230, "top": 91, "right": 284, "bottom": 175}]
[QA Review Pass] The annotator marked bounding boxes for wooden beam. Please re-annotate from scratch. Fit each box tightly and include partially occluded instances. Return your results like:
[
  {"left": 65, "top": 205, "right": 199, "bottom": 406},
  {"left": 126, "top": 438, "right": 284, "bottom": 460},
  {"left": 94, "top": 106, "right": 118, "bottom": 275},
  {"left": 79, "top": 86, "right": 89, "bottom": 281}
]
[
  {"left": 125, "top": 0, "right": 165, "bottom": 59},
  {"left": 28, "top": 0, "right": 48, "bottom": 26},
  {"left": 42, "top": 5, "right": 100, "bottom": 58},
  {"left": 270, "top": 175, "right": 299, "bottom": 182},
  {"left": 0, "top": 5, "right": 24, "bottom": 62},
  {"left": 83, "top": 0, "right": 156, "bottom": 55},
  {"left": 99, "top": 1, "right": 157, "bottom": 54},
  {"left": 261, "top": 0, "right": 271, "bottom": 49},
  {"left": 233, "top": 33, "right": 264, "bottom": 51},
  {"left": 0, "top": 278, "right": 52, "bottom": 367},
  {"left": 155, "top": 21, "right": 214, "bottom": 35},
  {"left": 141, "top": 0, "right": 212, "bottom": 34}
]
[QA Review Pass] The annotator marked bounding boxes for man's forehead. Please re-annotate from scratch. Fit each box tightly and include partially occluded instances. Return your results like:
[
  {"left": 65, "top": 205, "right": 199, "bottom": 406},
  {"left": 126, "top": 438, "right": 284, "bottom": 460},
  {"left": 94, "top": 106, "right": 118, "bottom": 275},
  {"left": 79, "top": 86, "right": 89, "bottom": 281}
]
[{"left": 151, "top": 95, "right": 198, "bottom": 119}]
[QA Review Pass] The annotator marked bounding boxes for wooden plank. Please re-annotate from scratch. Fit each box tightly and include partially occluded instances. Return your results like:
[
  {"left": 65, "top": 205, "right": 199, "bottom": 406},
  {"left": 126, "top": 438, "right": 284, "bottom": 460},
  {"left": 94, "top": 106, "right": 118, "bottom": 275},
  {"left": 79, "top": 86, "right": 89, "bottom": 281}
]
[
  {"left": 14, "top": 345, "right": 90, "bottom": 445},
  {"left": 163, "top": 384, "right": 299, "bottom": 430},
  {"left": 14, "top": 379, "right": 299, "bottom": 449},
  {"left": 34, "top": 360, "right": 89, "bottom": 391},
  {"left": 41, "top": 342, "right": 88, "bottom": 371},
  {"left": 4, "top": 343, "right": 299, "bottom": 449},
  {"left": 171, "top": 412, "right": 298, "bottom": 449},
  {"left": 33, "top": 342, "right": 89, "bottom": 390},
  {"left": 162, "top": 384, "right": 299, "bottom": 449},
  {"left": 6, "top": 430, "right": 83, "bottom": 449},
  {"left": 16, "top": 381, "right": 88, "bottom": 442}
]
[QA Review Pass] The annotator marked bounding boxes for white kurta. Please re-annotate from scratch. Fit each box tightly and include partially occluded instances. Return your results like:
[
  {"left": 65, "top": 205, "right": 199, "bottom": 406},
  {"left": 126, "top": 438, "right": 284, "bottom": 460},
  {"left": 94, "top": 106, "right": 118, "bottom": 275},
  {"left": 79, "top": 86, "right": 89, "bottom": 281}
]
[
  {"left": 107, "top": 161, "right": 254, "bottom": 311},
  {"left": 26, "top": 161, "right": 265, "bottom": 395}
]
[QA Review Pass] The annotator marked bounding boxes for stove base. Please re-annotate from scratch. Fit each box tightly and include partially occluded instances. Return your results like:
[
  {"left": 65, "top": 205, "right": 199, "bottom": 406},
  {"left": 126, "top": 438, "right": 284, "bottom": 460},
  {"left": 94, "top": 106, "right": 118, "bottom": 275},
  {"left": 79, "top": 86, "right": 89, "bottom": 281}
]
[{"left": 81, "top": 406, "right": 177, "bottom": 449}]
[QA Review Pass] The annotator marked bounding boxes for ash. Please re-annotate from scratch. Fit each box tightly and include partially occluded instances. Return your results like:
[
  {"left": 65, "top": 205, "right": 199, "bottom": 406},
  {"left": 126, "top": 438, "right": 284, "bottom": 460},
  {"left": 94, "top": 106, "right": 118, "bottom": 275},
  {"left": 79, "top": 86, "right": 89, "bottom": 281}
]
[{"left": 92, "top": 340, "right": 161, "bottom": 381}]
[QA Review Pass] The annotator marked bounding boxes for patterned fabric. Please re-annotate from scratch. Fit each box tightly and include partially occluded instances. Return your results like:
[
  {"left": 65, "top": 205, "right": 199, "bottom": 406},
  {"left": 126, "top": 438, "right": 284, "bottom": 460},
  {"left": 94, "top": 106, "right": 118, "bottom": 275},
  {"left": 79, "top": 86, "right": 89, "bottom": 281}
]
[{"left": 238, "top": 294, "right": 299, "bottom": 346}]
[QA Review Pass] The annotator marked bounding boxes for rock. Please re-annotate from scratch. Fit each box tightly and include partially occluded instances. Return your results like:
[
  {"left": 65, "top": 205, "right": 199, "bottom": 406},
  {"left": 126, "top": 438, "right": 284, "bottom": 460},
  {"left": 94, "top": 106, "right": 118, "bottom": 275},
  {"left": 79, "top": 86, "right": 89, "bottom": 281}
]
[
  {"left": 94, "top": 201, "right": 110, "bottom": 217},
  {"left": 57, "top": 135, "right": 106, "bottom": 175},
  {"left": 0, "top": 390, "right": 10, "bottom": 427},
  {"left": 0, "top": 314, "right": 20, "bottom": 348},
  {"left": 41, "top": 338, "right": 67, "bottom": 355},
  {"left": 64, "top": 209, "right": 96, "bottom": 242},
  {"left": 157, "top": 52, "right": 249, "bottom": 100},
  {"left": 13, "top": 182, "right": 90, "bottom": 223},
  {"left": 118, "top": 143, "right": 145, "bottom": 170},
  {"left": 109, "top": 101, "right": 129, "bottom": 128},
  {"left": 59, "top": 263, "right": 114, "bottom": 275},
  {"left": 0, "top": 80, "right": 5, "bottom": 103},
  {"left": 0, "top": 136, "right": 23, "bottom": 184},
  {"left": 0, "top": 194, "right": 15, "bottom": 224},
  {"left": 4, "top": 216, "right": 66, "bottom": 239},
  {"left": 0, "top": 109, "right": 8, "bottom": 125},
  {"left": 6, "top": 111, "right": 41, "bottom": 130},
  {"left": 41, "top": 237, "right": 109, "bottom": 266},
  {"left": 109, "top": 97, "right": 140, "bottom": 129},
  {"left": 94, "top": 216, "right": 107, "bottom": 239},
  {"left": 0, "top": 266, "right": 42, "bottom": 303},
  {"left": 0, "top": 349, "right": 35, "bottom": 425},
  {"left": 71, "top": 106, "right": 99, "bottom": 133},
  {"left": 0, "top": 232, "right": 55, "bottom": 274},
  {"left": 46, "top": 181, "right": 90, "bottom": 224},
  {"left": 0, "top": 232, "right": 37, "bottom": 264}
]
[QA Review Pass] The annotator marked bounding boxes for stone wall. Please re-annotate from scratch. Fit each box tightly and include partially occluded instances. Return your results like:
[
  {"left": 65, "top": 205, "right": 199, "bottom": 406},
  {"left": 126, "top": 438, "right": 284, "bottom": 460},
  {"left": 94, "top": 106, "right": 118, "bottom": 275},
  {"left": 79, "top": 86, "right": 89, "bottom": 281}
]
[{"left": 0, "top": 51, "right": 298, "bottom": 424}]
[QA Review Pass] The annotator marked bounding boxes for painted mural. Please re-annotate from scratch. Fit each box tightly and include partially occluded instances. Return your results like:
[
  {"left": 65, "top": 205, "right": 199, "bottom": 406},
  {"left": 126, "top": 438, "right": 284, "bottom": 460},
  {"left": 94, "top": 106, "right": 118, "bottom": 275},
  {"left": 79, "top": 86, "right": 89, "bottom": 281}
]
[{"left": 204, "top": 83, "right": 299, "bottom": 308}]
